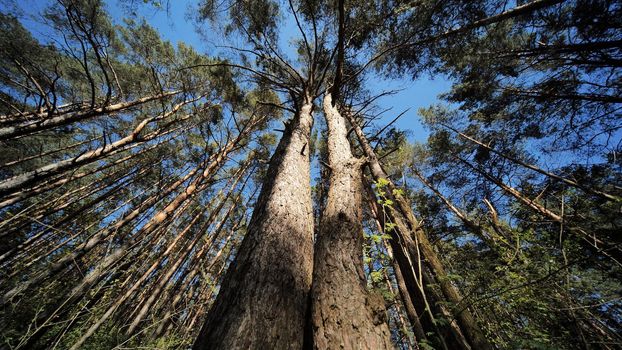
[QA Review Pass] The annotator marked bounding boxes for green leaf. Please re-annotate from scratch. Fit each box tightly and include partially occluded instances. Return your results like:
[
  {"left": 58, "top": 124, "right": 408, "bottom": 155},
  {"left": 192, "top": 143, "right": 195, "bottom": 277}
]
[
  {"left": 376, "top": 178, "right": 390, "bottom": 188},
  {"left": 392, "top": 188, "right": 404, "bottom": 196}
]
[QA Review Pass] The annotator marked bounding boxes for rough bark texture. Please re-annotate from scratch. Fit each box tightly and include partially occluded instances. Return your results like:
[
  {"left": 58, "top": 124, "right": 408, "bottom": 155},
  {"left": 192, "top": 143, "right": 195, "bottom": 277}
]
[
  {"left": 193, "top": 99, "right": 315, "bottom": 349},
  {"left": 309, "top": 94, "right": 392, "bottom": 350}
]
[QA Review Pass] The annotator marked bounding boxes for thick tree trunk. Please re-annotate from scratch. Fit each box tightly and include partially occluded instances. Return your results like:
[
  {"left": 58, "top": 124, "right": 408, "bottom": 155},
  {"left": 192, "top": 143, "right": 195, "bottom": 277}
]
[
  {"left": 309, "top": 94, "right": 392, "bottom": 349},
  {"left": 193, "top": 96, "right": 315, "bottom": 349}
]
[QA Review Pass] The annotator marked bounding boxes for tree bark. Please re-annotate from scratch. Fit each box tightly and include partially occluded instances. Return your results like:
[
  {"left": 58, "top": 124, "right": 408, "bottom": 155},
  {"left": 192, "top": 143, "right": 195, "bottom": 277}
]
[
  {"left": 193, "top": 96, "right": 315, "bottom": 349},
  {"left": 309, "top": 94, "right": 392, "bottom": 349}
]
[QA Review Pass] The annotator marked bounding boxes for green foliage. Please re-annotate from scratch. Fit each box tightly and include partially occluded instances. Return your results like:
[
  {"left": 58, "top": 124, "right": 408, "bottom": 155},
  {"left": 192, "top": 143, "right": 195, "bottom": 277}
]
[{"left": 1, "top": 1, "right": 620, "bottom": 350}]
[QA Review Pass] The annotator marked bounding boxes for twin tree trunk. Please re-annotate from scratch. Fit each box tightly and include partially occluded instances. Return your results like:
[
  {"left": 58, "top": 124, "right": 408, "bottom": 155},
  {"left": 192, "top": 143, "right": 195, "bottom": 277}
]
[{"left": 193, "top": 93, "right": 393, "bottom": 349}]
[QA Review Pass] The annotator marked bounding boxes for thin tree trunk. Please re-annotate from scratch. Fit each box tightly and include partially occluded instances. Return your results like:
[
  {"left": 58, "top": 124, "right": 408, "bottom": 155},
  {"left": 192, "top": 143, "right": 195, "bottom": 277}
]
[
  {"left": 67, "top": 207, "right": 207, "bottom": 350},
  {"left": 0, "top": 128, "right": 182, "bottom": 209},
  {"left": 366, "top": 178, "right": 459, "bottom": 350},
  {"left": 67, "top": 164, "right": 249, "bottom": 348},
  {"left": 347, "top": 112, "right": 492, "bottom": 350},
  {"left": 0, "top": 171, "right": 138, "bottom": 265},
  {"left": 1, "top": 114, "right": 253, "bottom": 305},
  {"left": 0, "top": 161, "right": 202, "bottom": 304},
  {"left": 2, "top": 167, "right": 179, "bottom": 277},
  {"left": 153, "top": 222, "right": 240, "bottom": 340},
  {"left": 366, "top": 187, "right": 427, "bottom": 343},
  {"left": 412, "top": 169, "right": 515, "bottom": 252},
  {"left": 443, "top": 123, "right": 620, "bottom": 202},
  {"left": 154, "top": 189, "right": 255, "bottom": 340},
  {"left": 1, "top": 136, "right": 96, "bottom": 167},
  {"left": 0, "top": 90, "right": 180, "bottom": 140},
  {"left": 125, "top": 170, "right": 250, "bottom": 336},
  {"left": 382, "top": 267, "right": 413, "bottom": 349},
  {"left": 457, "top": 156, "right": 622, "bottom": 265},
  {"left": 0, "top": 99, "right": 197, "bottom": 199}
]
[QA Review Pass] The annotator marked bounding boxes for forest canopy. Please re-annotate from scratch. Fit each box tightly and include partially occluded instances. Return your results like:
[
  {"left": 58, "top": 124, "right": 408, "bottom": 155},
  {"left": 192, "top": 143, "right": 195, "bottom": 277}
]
[{"left": 0, "top": 0, "right": 620, "bottom": 349}]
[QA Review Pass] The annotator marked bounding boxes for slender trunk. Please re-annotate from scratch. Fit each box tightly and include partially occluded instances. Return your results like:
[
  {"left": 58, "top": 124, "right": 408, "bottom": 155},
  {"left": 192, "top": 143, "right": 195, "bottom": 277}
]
[
  {"left": 67, "top": 207, "right": 208, "bottom": 350},
  {"left": 68, "top": 165, "right": 248, "bottom": 348},
  {"left": 409, "top": 0, "right": 564, "bottom": 46},
  {"left": 71, "top": 202, "right": 211, "bottom": 350},
  {"left": 154, "top": 191, "right": 254, "bottom": 339},
  {"left": 126, "top": 170, "right": 249, "bottom": 336},
  {"left": 385, "top": 244, "right": 426, "bottom": 346},
  {"left": 457, "top": 156, "right": 622, "bottom": 265},
  {"left": 444, "top": 124, "right": 620, "bottom": 202},
  {"left": 493, "top": 39, "right": 622, "bottom": 58},
  {"left": 348, "top": 112, "right": 492, "bottom": 350},
  {"left": 366, "top": 178, "right": 458, "bottom": 350},
  {"left": 0, "top": 131, "right": 178, "bottom": 210},
  {"left": 193, "top": 96, "right": 315, "bottom": 349},
  {"left": 0, "top": 101, "right": 88, "bottom": 126},
  {"left": 382, "top": 267, "right": 413, "bottom": 349},
  {"left": 0, "top": 163, "right": 138, "bottom": 245},
  {"left": 0, "top": 171, "right": 137, "bottom": 265},
  {"left": 0, "top": 99, "right": 196, "bottom": 199},
  {"left": 0, "top": 90, "right": 180, "bottom": 140},
  {"left": 309, "top": 94, "right": 392, "bottom": 349},
  {"left": 153, "top": 223, "right": 239, "bottom": 339},
  {"left": 14, "top": 266, "right": 126, "bottom": 350},
  {"left": 0, "top": 161, "right": 203, "bottom": 304},
  {"left": 366, "top": 187, "right": 427, "bottom": 343},
  {"left": 1, "top": 136, "right": 96, "bottom": 167},
  {"left": 2, "top": 113, "right": 249, "bottom": 304},
  {"left": 185, "top": 244, "right": 234, "bottom": 335},
  {"left": 2, "top": 168, "right": 177, "bottom": 277},
  {"left": 413, "top": 169, "right": 515, "bottom": 252}
]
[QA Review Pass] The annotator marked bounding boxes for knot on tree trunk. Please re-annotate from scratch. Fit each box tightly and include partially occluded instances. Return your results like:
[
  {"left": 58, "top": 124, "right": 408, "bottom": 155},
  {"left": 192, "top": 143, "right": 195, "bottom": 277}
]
[{"left": 366, "top": 291, "right": 387, "bottom": 326}]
